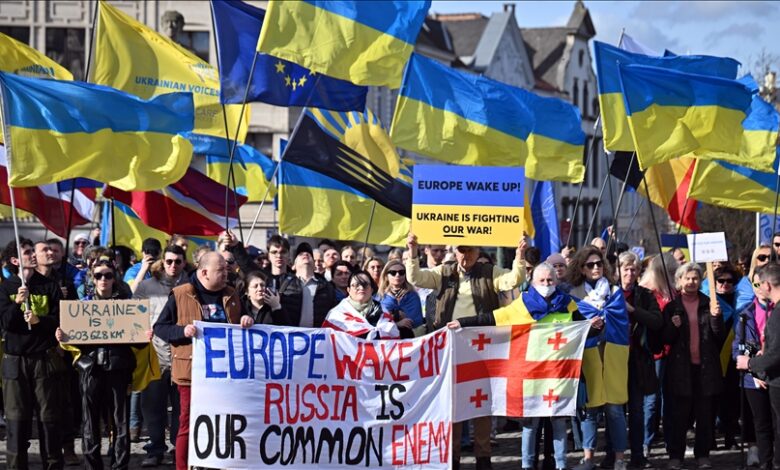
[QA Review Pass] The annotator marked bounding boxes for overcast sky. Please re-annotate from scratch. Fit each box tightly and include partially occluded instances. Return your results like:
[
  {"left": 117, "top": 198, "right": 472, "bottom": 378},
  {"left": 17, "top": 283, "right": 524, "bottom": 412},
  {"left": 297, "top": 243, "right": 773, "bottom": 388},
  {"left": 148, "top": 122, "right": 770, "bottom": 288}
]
[{"left": 432, "top": 1, "right": 780, "bottom": 78}]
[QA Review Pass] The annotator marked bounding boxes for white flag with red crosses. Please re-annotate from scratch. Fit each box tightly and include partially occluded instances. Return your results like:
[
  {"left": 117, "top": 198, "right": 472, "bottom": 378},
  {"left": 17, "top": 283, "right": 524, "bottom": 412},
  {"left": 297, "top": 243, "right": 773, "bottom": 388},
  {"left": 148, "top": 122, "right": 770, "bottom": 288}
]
[{"left": 453, "top": 321, "right": 591, "bottom": 421}]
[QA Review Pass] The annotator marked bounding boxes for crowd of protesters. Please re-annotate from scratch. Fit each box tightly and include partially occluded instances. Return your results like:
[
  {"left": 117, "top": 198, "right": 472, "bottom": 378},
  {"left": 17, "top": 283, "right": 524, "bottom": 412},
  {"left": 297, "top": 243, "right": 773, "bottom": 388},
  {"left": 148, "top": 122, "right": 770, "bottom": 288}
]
[{"left": 1, "top": 229, "right": 780, "bottom": 470}]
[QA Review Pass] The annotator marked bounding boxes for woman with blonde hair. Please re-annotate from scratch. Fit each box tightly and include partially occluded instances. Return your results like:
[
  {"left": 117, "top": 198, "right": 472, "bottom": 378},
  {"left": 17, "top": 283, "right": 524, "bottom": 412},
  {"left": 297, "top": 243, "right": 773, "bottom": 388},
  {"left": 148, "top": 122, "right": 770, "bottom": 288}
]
[
  {"left": 362, "top": 256, "right": 384, "bottom": 288},
  {"left": 378, "top": 259, "right": 420, "bottom": 337},
  {"left": 639, "top": 252, "right": 679, "bottom": 312}
]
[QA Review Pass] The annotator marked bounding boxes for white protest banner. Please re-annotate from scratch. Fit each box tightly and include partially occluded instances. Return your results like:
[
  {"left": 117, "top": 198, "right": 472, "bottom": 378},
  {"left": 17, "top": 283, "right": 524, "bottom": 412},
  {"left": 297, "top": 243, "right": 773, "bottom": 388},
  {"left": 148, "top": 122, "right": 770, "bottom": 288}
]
[
  {"left": 59, "top": 299, "right": 151, "bottom": 344},
  {"left": 686, "top": 232, "right": 728, "bottom": 263},
  {"left": 189, "top": 322, "right": 452, "bottom": 469}
]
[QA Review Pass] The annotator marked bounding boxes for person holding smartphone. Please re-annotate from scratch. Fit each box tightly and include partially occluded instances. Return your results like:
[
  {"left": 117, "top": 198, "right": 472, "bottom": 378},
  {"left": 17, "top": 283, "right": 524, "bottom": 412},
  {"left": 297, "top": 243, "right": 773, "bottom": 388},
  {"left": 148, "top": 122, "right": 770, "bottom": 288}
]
[{"left": 124, "top": 238, "right": 162, "bottom": 291}]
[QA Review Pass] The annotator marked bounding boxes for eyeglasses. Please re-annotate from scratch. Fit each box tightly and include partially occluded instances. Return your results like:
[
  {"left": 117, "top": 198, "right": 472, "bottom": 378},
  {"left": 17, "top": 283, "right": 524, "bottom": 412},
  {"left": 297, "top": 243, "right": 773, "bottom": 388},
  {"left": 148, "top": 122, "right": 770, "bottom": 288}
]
[
  {"left": 93, "top": 272, "right": 114, "bottom": 281},
  {"left": 757, "top": 254, "right": 770, "bottom": 262},
  {"left": 716, "top": 278, "right": 734, "bottom": 285},
  {"left": 349, "top": 281, "right": 369, "bottom": 289},
  {"left": 387, "top": 270, "right": 406, "bottom": 277},
  {"left": 164, "top": 259, "right": 183, "bottom": 266},
  {"left": 584, "top": 261, "right": 603, "bottom": 269},
  {"left": 74, "top": 241, "right": 88, "bottom": 246}
]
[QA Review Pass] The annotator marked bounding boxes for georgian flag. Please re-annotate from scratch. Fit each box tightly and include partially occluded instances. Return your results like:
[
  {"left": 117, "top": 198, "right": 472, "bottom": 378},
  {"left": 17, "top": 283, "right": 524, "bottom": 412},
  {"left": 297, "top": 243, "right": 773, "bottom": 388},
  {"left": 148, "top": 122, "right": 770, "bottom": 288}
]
[{"left": 453, "top": 322, "right": 591, "bottom": 421}]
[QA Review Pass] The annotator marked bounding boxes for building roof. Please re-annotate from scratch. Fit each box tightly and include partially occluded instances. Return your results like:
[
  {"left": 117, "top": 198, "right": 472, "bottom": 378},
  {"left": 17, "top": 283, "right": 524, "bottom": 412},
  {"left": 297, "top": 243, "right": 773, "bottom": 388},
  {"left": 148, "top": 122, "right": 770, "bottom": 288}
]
[
  {"left": 432, "top": 13, "right": 488, "bottom": 61},
  {"left": 520, "top": 27, "right": 569, "bottom": 87}
]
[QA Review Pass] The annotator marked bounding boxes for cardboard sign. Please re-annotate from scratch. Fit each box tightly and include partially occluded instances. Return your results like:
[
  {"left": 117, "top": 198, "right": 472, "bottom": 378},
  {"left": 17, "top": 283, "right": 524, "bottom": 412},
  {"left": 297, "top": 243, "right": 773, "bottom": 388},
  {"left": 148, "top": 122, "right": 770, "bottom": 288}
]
[
  {"left": 412, "top": 165, "right": 525, "bottom": 247},
  {"left": 686, "top": 232, "right": 728, "bottom": 263},
  {"left": 60, "top": 299, "right": 151, "bottom": 344}
]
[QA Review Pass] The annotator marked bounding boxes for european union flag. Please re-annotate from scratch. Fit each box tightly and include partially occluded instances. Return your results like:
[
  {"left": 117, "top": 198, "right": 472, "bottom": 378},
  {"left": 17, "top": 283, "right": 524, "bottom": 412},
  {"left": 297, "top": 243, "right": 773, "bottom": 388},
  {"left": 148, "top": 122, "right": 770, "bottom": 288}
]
[
  {"left": 211, "top": 0, "right": 367, "bottom": 111},
  {"left": 530, "top": 181, "right": 560, "bottom": 259}
]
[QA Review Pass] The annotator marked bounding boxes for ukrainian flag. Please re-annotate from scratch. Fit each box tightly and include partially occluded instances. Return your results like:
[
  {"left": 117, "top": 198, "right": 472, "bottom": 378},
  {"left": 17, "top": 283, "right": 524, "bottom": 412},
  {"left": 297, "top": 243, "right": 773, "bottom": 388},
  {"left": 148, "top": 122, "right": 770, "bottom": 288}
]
[
  {"left": 619, "top": 64, "right": 752, "bottom": 170},
  {"left": 205, "top": 147, "right": 276, "bottom": 202},
  {"left": 390, "top": 53, "right": 585, "bottom": 182},
  {"left": 0, "top": 32, "right": 74, "bottom": 144},
  {"left": 0, "top": 72, "right": 193, "bottom": 191},
  {"left": 257, "top": 0, "right": 430, "bottom": 88},
  {"left": 279, "top": 161, "right": 410, "bottom": 247},
  {"left": 689, "top": 156, "right": 779, "bottom": 214},
  {"left": 574, "top": 290, "right": 630, "bottom": 407},
  {"left": 594, "top": 41, "right": 740, "bottom": 152},
  {"left": 93, "top": 2, "right": 248, "bottom": 144}
]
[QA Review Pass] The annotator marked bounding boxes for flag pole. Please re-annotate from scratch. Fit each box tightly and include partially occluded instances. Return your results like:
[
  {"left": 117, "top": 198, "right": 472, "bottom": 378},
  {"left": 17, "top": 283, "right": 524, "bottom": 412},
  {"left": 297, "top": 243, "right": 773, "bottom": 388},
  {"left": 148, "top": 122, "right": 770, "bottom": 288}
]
[
  {"left": 642, "top": 174, "right": 674, "bottom": 297},
  {"left": 209, "top": 4, "right": 257, "bottom": 244},
  {"left": 565, "top": 115, "right": 600, "bottom": 247},
  {"left": 245, "top": 75, "right": 323, "bottom": 243},
  {"left": 0, "top": 69, "right": 30, "bottom": 329},
  {"left": 360, "top": 200, "right": 378, "bottom": 267},
  {"left": 605, "top": 152, "right": 637, "bottom": 253},
  {"left": 772, "top": 169, "right": 780, "bottom": 237},
  {"left": 584, "top": 153, "right": 611, "bottom": 244},
  {"left": 620, "top": 197, "right": 645, "bottom": 243},
  {"left": 110, "top": 198, "right": 116, "bottom": 248}
]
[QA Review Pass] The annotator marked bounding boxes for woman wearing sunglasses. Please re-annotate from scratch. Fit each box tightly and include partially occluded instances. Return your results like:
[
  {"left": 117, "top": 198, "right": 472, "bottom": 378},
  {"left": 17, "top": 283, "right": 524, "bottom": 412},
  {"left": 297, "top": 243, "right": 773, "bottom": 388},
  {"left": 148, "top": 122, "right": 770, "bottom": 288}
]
[
  {"left": 323, "top": 271, "right": 399, "bottom": 339},
  {"left": 378, "top": 260, "right": 420, "bottom": 338},
  {"left": 732, "top": 266, "right": 774, "bottom": 469},
  {"left": 749, "top": 245, "right": 772, "bottom": 280},
  {"left": 661, "top": 262, "right": 725, "bottom": 469},
  {"left": 56, "top": 260, "right": 149, "bottom": 470},
  {"left": 566, "top": 246, "right": 627, "bottom": 470}
]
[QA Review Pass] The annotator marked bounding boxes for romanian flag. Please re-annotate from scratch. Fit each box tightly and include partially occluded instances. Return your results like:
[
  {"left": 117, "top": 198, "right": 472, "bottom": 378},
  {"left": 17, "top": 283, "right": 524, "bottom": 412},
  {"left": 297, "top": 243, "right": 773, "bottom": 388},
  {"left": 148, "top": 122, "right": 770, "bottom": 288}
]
[
  {"left": 390, "top": 53, "right": 585, "bottom": 182},
  {"left": 93, "top": 2, "right": 248, "bottom": 143},
  {"left": 257, "top": 0, "right": 430, "bottom": 88},
  {"left": 279, "top": 161, "right": 410, "bottom": 246},
  {"left": 688, "top": 157, "right": 779, "bottom": 214},
  {"left": 594, "top": 41, "right": 739, "bottom": 152},
  {"left": 618, "top": 64, "right": 752, "bottom": 170},
  {"left": 211, "top": 0, "right": 367, "bottom": 110},
  {"left": 284, "top": 107, "right": 412, "bottom": 217},
  {"left": 574, "top": 290, "right": 630, "bottom": 407},
  {"left": 104, "top": 166, "right": 247, "bottom": 236},
  {"left": 0, "top": 72, "right": 193, "bottom": 191},
  {"left": 610, "top": 152, "right": 699, "bottom": 230}
]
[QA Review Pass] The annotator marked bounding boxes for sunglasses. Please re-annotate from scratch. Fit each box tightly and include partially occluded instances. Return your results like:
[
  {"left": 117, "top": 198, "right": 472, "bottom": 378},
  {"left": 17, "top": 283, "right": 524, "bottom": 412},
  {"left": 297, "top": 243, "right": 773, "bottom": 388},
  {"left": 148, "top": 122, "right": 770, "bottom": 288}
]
[
  {"left": 757, "top": 254, "right": 771, "bottom": 262},
  {"left": 269, "top": 250, "right": 287, "bottom": 256},
  {"left": 164, "top": 258, "right": 183, "bottom": 266},
  {"left": 716, "top": 278, "right": 734, "bottom": 285},
  {"left": 774, "top": 243, "right": 780, "bottom": 248},
  {"left": 350, "top": 280, "right": 369, "bottom": 289},
  {"left": 753, "top": 281, "right": 763, "bottom": 288},
  {"left": 387, "top": 270, "right": 406, "bottom": 277},
  {"left": 93, "top": 272, "right": 114, "bottom": 281},
  {"left": 225, "top": 259, "right": 236, "bottom": 265},
  {"left": 584, "top": 261, "right": 603, "bottom": 269},
  {"left": 74, "top": 241, "right": 88, "bottom": 246}
]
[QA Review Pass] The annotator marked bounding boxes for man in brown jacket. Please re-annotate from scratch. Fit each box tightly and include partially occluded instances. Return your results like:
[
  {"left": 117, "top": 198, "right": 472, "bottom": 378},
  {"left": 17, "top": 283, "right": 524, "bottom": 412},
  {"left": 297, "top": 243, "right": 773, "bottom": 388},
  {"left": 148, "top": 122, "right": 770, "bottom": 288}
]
[{"left": 153, "top": 252, "right": 254, "bottom": 470}]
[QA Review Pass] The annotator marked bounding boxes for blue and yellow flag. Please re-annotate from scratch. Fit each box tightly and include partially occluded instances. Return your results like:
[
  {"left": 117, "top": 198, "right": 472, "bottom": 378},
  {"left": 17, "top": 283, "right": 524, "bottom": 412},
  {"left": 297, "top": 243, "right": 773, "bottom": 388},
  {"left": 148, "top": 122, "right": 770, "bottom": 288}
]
[
  {"left": 688, "top": 154, "right": 780, "bottom": 214},
  {"left": 257, "top": 0, "right": 430, "bottom": 88},
  {"left": 594, "top": 41, "right": 740, "bottom": 153},
  {"left": 212, "top": 0, "right": 367, "bottom": 110},
  {"left": 0, "top": 72, "right": 193, "bottom": 190},
  {"left": 574, "top": 290, "right": 630, "bottom": 407},
  {"left": 391, "top": 53, "right": 585, "bottom": 182},
  {"left": 531, "top": 181, "right": 560, "bottom": 259},
  {"left": 93, "top": 2, "right": 248, "bottom": 143},
  {"left": 204, "top": 148, "right": 276, "bottom": 202},
  {"left": 284, "top": 107, "right": 412, "bottom": 217},
  {"left": 619, "top": 64, "right": 752, "bottom": 170},
  {"left": 279, "top": 161, "right": 410, "bottom": 247},
  {"left": 0, "top": 32, "right": 74, "bottom": 144}
]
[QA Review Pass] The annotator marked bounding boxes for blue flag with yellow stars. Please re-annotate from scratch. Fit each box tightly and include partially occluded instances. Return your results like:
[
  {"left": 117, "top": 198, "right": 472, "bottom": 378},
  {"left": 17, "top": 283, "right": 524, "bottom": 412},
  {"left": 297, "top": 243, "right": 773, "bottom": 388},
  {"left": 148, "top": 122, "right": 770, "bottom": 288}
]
[{"left": 211, "top": 0, "right": 367, "bottom": 111}]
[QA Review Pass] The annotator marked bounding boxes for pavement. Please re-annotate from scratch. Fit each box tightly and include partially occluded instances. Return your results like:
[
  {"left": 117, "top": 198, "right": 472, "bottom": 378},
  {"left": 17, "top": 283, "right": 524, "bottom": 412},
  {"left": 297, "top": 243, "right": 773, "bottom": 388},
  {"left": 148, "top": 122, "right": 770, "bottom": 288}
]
[{"left": 0, "top": 420, "right": 752, "bottom": 469}]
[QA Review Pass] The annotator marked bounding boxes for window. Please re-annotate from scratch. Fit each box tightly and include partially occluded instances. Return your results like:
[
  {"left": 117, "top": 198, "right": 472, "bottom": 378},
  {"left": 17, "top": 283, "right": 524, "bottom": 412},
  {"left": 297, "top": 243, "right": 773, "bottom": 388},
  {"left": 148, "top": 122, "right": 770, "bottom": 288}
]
[
  {"left": 583, "top": 83, "right": 590, "bottom": 119},
  {"left": 178, "top": 31, "right": 210, "bottom": 62},
  {"left": 579, "top": 50, "right": 585, "bottom": 67},
  {"left": 45, "top": 28, "right": 85, "bottom": 80},
  {"left": 0, "top": 26, "right": 30, "bottom": 44},
  {"left": 572, "top": 78, "right": 579, "bottom": 109}
]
